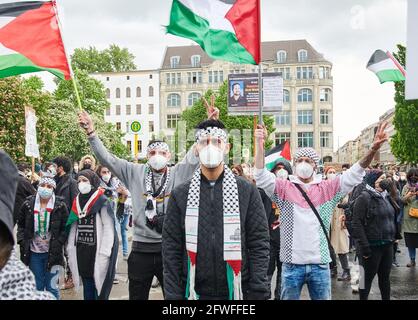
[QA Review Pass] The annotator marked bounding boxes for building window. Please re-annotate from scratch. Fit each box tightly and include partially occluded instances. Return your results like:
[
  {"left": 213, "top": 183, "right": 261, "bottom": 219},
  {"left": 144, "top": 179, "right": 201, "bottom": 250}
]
[
  {"left": 149, "top": 121, "right": 154, "bottom": 133},
  {"left": 277, "top": 50, "right": 287, "bottom": 63},
  {"left": 127, "top": 76, "right": 130, "bottom": 80},
  {"left": 136, "top": 104, "right": 141, "bottom": 115},
  {"left": 298, "top": 110, "right": 313, "bottom": 125},
  {"left": 167, "top": 93, "right": 181, "bottom": 107},
  {"left": 126, "top": 87, "right": 131, "bottom": 98},
  {"left": 279, "top": 68, "right": 291, "bottom": 80},
  {"left": 106, "top": 88, "right": 110, "bottom": 99},
  {"left": 209, "top": 70, "right": 223, "bottom": 83},
  {"left": 298, "top": 132, "right": 313, "bottom": 148},
  {"left": 298, "top": 49, "right": 308, "bottom": 62},
  {"left": 106, "top": 77, "right": 110, "bottom": 81},
  {"left": 116, "top": 122, "right": 121, "bottom": 131},
  {"left": 275, "top": 132, "right": 291, "bottom": 145},
  {"left": 116, "top": 105, "right": 121, "bottom": 116},
  {"left": 167, "top": 114, "right": 181, "bottom": 129},
  {"left": 167, "top": 73, "right": 182, "bottom": 85},
  {"left": 116, "top": 88, "right": 121, "bottom": 98},
  {"left": 126, "top": 105, "right": 131, "bottom": 115},
  {"left": 320, "top": 110, "right": 329, "bottom": 124},
  {"left": 188, "top": 92, "right": 201, "bottom": 106},
  {"left": 188, "top": 72, "right": 202, "bottom": 84},
  {"left": 126, "top": 122, "right": 129, "bottom": 133},
  {"left": 148, "top": 104, "right": 154, "bottom": 114},
  {"left": 320, "top": 88, "right": 332, "bottom": 102},
  {"left": 170, "top": 56, "right": 180, "bottom": 68},
  {"left": 149, "top": 86, "right": 154, "bottom": 97},
  {"left": 149, "top": 74, "right": 153, "bottom": 79},
  {"left": 320, "top": 132, "right": 331, "bottom": 148},
  {"left": 191, "top": 55, "right": 201, "bottom": 67},
  {"left": 220, "top": 70, "right": 224, "bottom": 82},
  {"left": 298, "top": 89, "right": 313, "bottom": 102},
  {"left": 276, "top": 111, "right": 291, "bottom": 126},
  {"left": 105, "top": 106, "right": 110, "bottom": 116},
  {"left": 127, "top": 141, "right": 132, "bottom": 152},
  {"left": 319, "top": 67, "right": 331, "bottom": 79},
  {"left": 283, "top": 90, "right": 290, "bottom": 103},
  {"left": 297, "top": 67, "right": 313, "bottom": 79},
  {"left": 138, "top": 140, "right": 142, "bottom": 154},
  {"left": 136, "top": 87, "right": 141, "bottom": 97}
]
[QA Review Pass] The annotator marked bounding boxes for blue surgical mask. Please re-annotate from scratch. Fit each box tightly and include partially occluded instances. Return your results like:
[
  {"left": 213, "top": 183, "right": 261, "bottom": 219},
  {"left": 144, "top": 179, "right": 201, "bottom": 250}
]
[{"left": 38, "top": 187, "right": 53, "bottom": 199}]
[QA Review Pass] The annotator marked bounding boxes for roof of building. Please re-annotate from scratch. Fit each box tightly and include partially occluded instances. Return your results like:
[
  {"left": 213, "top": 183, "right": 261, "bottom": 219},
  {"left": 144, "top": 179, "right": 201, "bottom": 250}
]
[{"left": 161, "top": 40, "right": 330, "bottom": 69}]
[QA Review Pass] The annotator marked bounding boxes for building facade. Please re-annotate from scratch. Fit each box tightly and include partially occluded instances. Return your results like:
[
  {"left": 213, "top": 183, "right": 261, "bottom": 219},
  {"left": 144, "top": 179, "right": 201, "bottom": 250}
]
[
  {"left": 92, "top": 70, "right": 160, "bottom": 159},
  {"left": 160, "top": 40, "right": 335, "bottom": 162},
  {"left": 379, "top": 108, "right": 396, "bottom": 164}
]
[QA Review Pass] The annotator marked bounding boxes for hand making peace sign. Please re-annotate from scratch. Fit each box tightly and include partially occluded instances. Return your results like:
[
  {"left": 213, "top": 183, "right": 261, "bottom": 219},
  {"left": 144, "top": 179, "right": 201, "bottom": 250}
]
[{"left": 202, "top": 95, "right": 220, "bottom": 120}]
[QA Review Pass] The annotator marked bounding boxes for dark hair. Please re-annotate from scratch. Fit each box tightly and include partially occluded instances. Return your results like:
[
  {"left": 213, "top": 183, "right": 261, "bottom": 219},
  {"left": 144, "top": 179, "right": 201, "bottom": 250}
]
[
  {"left": 342, "top": 163, "right": 351, "bottom": 170},
  {"left": 232, "top": 83, "right": 241, "bottom": 88},
  {"left": 0, "top": 222, "right": 13, "bottom": 270},
  {"left": 195, "top": 119, "right": 226, "bottom": 130},
  {"left": 96, "top": 165, "right": 112, "bottom": 178},
  {"left": 17, "top": 163, "right": 29, "bottom": 172},
  {"left": 53, "top": 156, "right": 72, "bottom": 174},
  {"left": 407, "top": 168, "right": 418, "bottom": 182},
  {"left": 147, "top": 139, "right": 165, "bottom": 147},
  {"left": 42, "top": 162, "right": 54, "bottom": 171}
]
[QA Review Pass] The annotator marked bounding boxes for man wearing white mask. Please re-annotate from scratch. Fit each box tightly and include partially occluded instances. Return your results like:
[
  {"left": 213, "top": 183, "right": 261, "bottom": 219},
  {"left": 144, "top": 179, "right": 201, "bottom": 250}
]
[
  {"left": 163, "top": 119, "right": 270, "bottom": 300},
  {"left": 253, "top": 122, "right": 389, "bottom": 300},
  {"left": 78, "top": 99, "right": 218, "bottom": 300}
]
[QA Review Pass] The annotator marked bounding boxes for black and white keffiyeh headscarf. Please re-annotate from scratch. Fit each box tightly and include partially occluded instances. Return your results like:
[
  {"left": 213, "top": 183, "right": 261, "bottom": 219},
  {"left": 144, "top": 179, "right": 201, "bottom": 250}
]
[
  {"left": 146, "top": 141, "right": 169, "bottom": 154},
  {"left": 195, "top": 127, "right": 228, "bottom": 143},
  {"left": 294, "top": 147, "right": 320, "bottom": 166}
]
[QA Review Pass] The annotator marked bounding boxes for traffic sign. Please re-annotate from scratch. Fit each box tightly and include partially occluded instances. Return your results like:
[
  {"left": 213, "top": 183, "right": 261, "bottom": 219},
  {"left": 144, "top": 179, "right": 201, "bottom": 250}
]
[{"left": 130, "top": 121, "right": 141, "bottom": 133}]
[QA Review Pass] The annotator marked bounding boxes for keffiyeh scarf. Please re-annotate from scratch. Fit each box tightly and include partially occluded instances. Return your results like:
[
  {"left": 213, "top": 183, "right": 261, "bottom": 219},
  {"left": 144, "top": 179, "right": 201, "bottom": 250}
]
[
  {"left": 33, "top": 193, "right": 55, "bottom": 239},
  {"left": 144, "top": 165, "right": 171, "bottom": 221},
  {"left": 185, "top": 165, "right": 242, "bottom": 300}
]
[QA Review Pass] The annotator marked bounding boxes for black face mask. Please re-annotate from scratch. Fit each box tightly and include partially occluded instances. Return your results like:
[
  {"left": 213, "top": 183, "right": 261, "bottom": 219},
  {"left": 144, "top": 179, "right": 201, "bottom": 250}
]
[
  {"left": 83, "top": 163, "right": 92, "bottom": 170},
  {"left": 409, "top": 177, "right": 418, "bottom": 184},
  {"left": 379, "top": 179, "right": 392, "bottom": 192}
]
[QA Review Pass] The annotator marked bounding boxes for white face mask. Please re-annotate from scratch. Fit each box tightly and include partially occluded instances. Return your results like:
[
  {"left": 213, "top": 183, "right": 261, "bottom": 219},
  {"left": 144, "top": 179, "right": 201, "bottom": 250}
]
[
  {"left": 400, "top": 175, "right": 406, "bottom": 181},
  {"left": 148, "top": 154, "right": 169, "bottom": 171},
  {"left": 275, "top": 169, "right": 289, "bottom": 180},
  {"left": 102, "top": 174, "right": 111, "bottom": 183},
  {"left": 199, "top": 144, "right": 225, "bottom": 169},
  {"left": 78, "top": 182, "right": 92, "bottom": 195},
  {"left": 48, "top": 167, "right": 57, "bottom": 177},
  {"left": 295, "top": 161, "right": 314, "bottom": 180},
  {"left": 327, "top": 173, "right": 337, "bottom": 180},
  {"left": 393, "top": 175, "right": 399, "bottom": 182}
]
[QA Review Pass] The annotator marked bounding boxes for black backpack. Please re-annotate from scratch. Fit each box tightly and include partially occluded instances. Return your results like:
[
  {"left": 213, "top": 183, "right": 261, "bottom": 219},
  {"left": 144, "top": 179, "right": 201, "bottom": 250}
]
[{"left": 344, "top": 183, "right": 370, "bottom": 235}]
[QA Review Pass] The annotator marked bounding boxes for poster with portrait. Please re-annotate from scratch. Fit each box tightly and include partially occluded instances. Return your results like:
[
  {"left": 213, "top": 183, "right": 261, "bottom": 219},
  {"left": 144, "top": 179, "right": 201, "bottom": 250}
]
[{"left": 227, "top": 73, "right": 283, "bottom": 115}]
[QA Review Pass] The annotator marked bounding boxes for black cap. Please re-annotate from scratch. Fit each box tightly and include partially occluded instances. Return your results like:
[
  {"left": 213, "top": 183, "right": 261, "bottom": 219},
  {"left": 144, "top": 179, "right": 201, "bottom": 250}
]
[{"left": 0, "top": 150, "right": 19, "bottom": 245}]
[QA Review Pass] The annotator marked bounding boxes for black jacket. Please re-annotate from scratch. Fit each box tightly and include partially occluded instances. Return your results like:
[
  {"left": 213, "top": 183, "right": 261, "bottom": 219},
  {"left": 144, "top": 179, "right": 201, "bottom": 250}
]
[
  {"left": 17, "top": 195, "right": 69, "bottom": 271},
  {"left": 351, "top": 188, "right": 401, "bottom": 257},
  {"left": 163, "top": 173, "right": 270, "bottom": 300},
  {"left": 55, "top": 174, "right": 78, "bottom": 212},
  {"left": 13, "top": 175, "right": 36, "bottom": 225},
  {"left": 259, "top": 188, "right": 280, "bottom": 248}
]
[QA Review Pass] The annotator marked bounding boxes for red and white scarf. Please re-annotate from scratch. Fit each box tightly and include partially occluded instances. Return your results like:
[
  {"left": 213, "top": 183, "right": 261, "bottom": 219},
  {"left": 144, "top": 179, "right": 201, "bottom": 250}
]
[{"left": 34, "top": 193, "right": 55, "bottom": 238}]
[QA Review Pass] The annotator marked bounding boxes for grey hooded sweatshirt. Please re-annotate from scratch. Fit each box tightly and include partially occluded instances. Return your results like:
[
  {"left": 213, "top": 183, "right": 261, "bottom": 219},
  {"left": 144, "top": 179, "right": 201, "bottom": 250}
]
[{"left": 88, "top": 135, "right": 199, "bottom": 251}]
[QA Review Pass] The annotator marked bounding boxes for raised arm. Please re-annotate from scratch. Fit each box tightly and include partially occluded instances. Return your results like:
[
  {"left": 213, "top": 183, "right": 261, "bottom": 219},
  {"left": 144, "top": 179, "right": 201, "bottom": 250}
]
[{"left": 78, "top": 111, "right": 137, "bottom": 189}]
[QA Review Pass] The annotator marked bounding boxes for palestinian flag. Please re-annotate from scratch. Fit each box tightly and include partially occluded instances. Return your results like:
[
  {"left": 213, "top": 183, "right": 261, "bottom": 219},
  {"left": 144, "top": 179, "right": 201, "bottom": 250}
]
[
  {"left": 0, "top": 1, "right": 71, "bottom": 80},
  {"left": 265, "top": 140, "right": 291, "bottom": 171},
  {"left": 367, "top": 50, "right": 406, "bottom": 84},
  {"left": 65, "top": 188, "right": 104, "bottom": 232},
  {"left": 166, "top": 0, "right": 260, "bottom": 65}
]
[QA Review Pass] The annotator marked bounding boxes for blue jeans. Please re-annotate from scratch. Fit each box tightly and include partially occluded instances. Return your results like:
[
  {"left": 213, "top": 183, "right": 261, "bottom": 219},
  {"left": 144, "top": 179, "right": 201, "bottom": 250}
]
[
  {"left": 281, "top": 263, "right": 331, "bottom": 300},
  {"left": 29, "top": 252, "right": 60, "bottom": 300},
  {"left": 120, "top": 214, "right": 129, "bottom": 256},
  {"left": 81, "top": 277, "right": 98, "bottom": 300},
  {"left": 408, "top": 247, "right": 416, "bottom": 260}
]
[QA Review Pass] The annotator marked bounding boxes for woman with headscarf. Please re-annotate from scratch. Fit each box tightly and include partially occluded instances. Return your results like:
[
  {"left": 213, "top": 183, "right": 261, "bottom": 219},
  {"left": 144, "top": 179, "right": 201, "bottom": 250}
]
[
  {"left": 325, "top": 166, "right": 351, "bottom": 281},
  {"left": 401, "top": 168, "right": 418, "bottom": 268},
  {"left": 65, "top": 169, "right": 119, "bottom": 300},
  {"left": 351, "top": 170, "right": 402, "bottom": 300},
  {"left": 17, "top": 174, "right": 69, "bottom": 299}
]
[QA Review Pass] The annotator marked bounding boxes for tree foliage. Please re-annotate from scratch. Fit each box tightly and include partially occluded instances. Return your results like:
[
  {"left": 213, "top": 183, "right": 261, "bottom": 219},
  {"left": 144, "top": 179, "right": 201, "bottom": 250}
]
[
  {"left": 391, "top": 45, "right": 418, "bottom": 165},
  {"left": 71, "top": 44, "right": 137, "bottom": 73}
]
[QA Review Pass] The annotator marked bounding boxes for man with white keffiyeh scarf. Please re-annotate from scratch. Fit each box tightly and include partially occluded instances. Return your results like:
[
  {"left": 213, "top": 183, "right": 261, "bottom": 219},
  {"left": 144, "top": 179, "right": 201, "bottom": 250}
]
[{"left": 162, "top": 120, "right": 270, "bottom": 300}]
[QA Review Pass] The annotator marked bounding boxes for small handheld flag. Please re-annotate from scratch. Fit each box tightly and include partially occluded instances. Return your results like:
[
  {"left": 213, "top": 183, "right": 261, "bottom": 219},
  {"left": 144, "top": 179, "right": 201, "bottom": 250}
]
[
  {"left": 367, "top": 50, "right": 406, "bottom": 84},
  {"left": 265, "top": 140, "right": 291, "bottom": 171}
]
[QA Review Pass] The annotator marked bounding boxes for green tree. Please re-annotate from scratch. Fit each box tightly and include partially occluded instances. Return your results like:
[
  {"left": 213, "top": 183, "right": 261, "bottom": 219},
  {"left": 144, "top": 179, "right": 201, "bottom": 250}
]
[
  {"left": 0, "top": 77, "right": 54, "bottom": 162},
  {"left": 391, "top": 45, "right": 418, "bottom": 165},
  {"left": 71, "top": 44, "right": 137, "bottom": 73},
  {"left": 175, "top": 82, "right": 275, "bottom": 164}
]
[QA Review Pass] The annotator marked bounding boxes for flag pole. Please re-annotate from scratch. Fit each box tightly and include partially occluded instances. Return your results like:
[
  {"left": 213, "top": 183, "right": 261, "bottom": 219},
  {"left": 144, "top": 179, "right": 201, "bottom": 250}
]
[
  {"left": 52, "top": 0, "right": 83, "bottom": 111},
  {"left": 257, "top": 0, "right": 263, "bottom": 125}
]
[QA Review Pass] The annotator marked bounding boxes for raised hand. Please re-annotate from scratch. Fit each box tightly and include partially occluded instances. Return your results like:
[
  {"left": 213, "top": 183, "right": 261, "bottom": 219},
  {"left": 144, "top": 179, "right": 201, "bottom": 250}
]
[
  {"left": 371, "top": 121, "right": 389, "bottom": 151},
  {"left": 202, "top": 95, "right": 220, "bottom": 120},
  {"left": 78, "top": 110, "right": 94, "bottom": 133},
  {"left": 254, "top": 124, "right": 268, "bottom": 146}
]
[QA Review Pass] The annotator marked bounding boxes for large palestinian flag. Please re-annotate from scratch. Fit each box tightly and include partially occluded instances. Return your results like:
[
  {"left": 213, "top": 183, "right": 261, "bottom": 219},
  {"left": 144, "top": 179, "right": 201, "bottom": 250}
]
[
  {"left": 367, "top": 50, "right": 406, "bottom": 84},
  {"left": 0, "top": 1, "right": 71, "bottom": 80},
  {"left": 265, "top": 140, "right": 291, "bottom": 171},
  {"left": 166, "top": 0, "right": 260, "bottom": 65}
]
